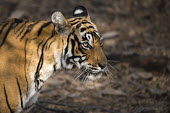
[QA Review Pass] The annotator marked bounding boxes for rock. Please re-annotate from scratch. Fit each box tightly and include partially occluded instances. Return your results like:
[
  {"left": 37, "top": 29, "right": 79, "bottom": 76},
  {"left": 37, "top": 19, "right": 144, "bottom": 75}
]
[
  {"left": 85, "top": 81, "right": 104, "bottom": 89},
  {"left": 112, "top": 81, "right": 122, "bottom": 89},
  {"left": 68, "top": 92, "right": 81, "bottom": 98},
  {"left": 138, "top": 107, "right": 155, "bottom": 113},
  {"left": 134, "top": 93, "right": 150, "bottom": 99},
  {"left": 130, "top": 72, "right": 153, "bottom": 81},
  {"left": 122, "top": 41, "right": 135, "bottom": 48},
  {"left": 147, "top": 88, "right": 168, "bottom": 99},
  {"left": 138, "top": 72, "right": 153, "bottom": 80},
  {"left": 130, "top": 73, "right": 140, "bottom": 80},
  {"left": 102, "top": 31, "right": 119, "bottom": 39},
  {"left": 99, "top": 88, "right": 126, "bottom": 96}
]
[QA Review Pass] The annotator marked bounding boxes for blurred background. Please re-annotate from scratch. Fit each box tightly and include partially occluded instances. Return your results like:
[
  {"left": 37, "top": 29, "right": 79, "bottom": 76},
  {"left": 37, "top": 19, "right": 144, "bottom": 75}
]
[{"left": 1, "top": 0, "right": 170, "bottom": 113}]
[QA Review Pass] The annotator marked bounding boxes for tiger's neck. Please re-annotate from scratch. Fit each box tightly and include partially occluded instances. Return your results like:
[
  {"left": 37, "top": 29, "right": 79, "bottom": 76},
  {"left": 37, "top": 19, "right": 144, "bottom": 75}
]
[{"left": 24, "top": 24, "right": 68, "bottom": 90}]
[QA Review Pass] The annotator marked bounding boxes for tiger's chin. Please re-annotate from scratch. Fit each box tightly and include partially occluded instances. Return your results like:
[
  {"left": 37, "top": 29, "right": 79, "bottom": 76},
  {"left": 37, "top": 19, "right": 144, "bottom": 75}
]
[{"left": 87, "top": 72, "right": 102, "bottom": 80}]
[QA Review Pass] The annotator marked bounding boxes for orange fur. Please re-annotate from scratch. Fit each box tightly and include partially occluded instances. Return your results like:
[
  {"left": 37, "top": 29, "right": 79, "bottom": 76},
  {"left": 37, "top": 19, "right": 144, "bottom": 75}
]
[{"left": 0, "top": 6, "right": 107, "bottom": 113}]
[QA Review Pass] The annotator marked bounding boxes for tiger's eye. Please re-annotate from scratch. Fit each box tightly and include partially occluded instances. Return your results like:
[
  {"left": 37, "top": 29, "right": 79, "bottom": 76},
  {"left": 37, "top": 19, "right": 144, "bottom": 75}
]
[{"left": 83, "top": 42, "right": 88, "bottom": 47}]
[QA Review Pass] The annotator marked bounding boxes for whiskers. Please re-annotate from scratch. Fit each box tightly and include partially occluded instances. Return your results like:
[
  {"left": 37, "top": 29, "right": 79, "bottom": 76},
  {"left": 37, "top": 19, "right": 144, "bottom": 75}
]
[
  {"left": 104, "top": 63, "right": 119, "bottom": 81},
  {"left": 71, "top": 61, "right": 119, "bottom": 86},
  {"left": 71, "top": 68, "right": 96, "bottom": 86},
  {"left": 107, "top": 60, "right": 119, "bottom": 79},
  {"left": 71, "top": 68, "right": 87, "bottom": 85}
]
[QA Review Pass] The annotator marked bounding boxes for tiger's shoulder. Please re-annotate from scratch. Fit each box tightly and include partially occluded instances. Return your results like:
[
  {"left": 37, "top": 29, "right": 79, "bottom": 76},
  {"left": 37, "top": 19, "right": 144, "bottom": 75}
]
[{"left": 0, "top": 18, "right": 55, "bottom": 40}]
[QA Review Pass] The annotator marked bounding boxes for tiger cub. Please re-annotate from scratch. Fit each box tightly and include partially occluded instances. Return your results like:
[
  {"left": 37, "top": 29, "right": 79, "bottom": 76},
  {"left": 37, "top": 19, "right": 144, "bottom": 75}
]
[{"left": 0, "top": 6, "right": 107, "bottom": 113}]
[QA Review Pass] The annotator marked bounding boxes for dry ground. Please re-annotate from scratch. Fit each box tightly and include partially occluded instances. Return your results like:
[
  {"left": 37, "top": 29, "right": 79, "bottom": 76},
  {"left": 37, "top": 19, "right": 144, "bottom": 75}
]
[{"left": 0, "top": 0, "right": 170, "bottom": 113}]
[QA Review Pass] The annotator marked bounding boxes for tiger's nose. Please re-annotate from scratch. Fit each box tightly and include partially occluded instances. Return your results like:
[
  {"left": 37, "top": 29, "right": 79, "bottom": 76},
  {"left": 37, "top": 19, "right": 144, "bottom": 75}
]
[{"left": 98, "top": 63, "right": 107, "bottom": 69}]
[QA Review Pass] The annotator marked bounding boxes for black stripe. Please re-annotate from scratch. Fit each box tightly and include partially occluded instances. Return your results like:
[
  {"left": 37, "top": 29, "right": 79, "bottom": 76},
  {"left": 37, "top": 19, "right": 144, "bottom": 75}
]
[
  {"left": 80, "top": 28, "right": 87, "bottom": 32},
  {"left": 88, "top": 26, "right": 94, "bottom": 29},
  {"left": 80, "top": 26, "right": 94, "bottom": 33},
  {"left": 69, "top": 18, "right": 78, "bottom": 22},
  {"left": 20, "top": 22, "right": 39, "bottom": 41},
  {"left": 24, "top": 39, "right": 29, "bottom": 94},
  {"left": 36, "top": 38, "right": 47, "bottom": 76},
  {"left": 0, "top": 23, "right": 8, "bottom": 34},
  {"left": 79, "top": 46, "right": 85, "bottom": 54},
  {"left": 81, "top": 21, "right": 91, "bottom": 24},
  {"left": 82, "top": 36, "right": 88, "bottom": 41},
  {"left": 79, "top": 56, "right": 87, "bottom": 64},
  {"left": 73, "top": 34, "right": 80, "bottom": 44},
  {"left": 16, "top": 77, "right": 24, "bottom": 109},
  {"left": 16, "top": 21, "right": 28, "bottom": 34},
  {"left": 4, "top": 85, "right": 14, "bottom": 113},
  {"left": 14, "top": 18, "right": 23, "bottom": 23},
  {"left": 34, "top": 30, "right": 55, "bottom": 90},
  {"left": 12, "top": 19, "right": 23, "bottom": 29},
  {"left": 48, "top": 38, "right": 56, "bottom": 49},
  {"left": 34, "top": 53, "right": 43, "bottom": 90},
  {"left": 17, "top": 25, "right": 26, "bottom": 38},
  {"left": 76, "top": 23, "right": 82, "bottom": 29},
  {"left": 74, "top": 34, "right": 85, "bottom": 54},
  {"left": 69, "top": 17, "right": 82, "bottom": 22},
  {"left": 64, "top": 33, "right": 71, "bottom": 56},
  {"left": 0, "top": 22, "right": 15, "bottom": 47},
  {"left": 71, "top": 21, "right": 79, "bottom": 26},
  {"left": 71, "top": 39, "right": 75, "bottom": 55},
  {"left": 12, "top": 23, "right": 19, "bottom": 29},
  {"left": 92, "top": 33, "right": 95, "bottom": 42},
  {"left": 37, "top": 39, "right": 44, "bottom": 57},
  {"left": 37, "top": 21, "right": 52, "bottom": 36}
]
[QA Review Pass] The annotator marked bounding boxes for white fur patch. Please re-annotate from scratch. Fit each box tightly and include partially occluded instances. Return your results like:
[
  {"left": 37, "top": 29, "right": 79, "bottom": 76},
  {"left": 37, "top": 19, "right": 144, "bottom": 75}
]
[
  {"left": 87, "top": 73, "right": 102, "bottom": 80},
  {"left": 74, "top": 9, "right": 83, "bottom": 15},
  {"left": 74, "top": 57, "right": 80, "bottom": 62},
  {"left": 54, "top": 50, "right": 61, "bottom": 69},
  {"left": 86, "top": 34, "right": 92, "bottom": 40},
  {"left": 39, "top": 64, "right": 54, "bottom": 81}
]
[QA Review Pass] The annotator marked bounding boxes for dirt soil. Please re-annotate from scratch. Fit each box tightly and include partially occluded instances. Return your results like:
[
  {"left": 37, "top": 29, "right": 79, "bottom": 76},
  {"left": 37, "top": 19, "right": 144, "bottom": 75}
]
[{"left": 0, "top": 0, "right": 170, "bottom": 113}]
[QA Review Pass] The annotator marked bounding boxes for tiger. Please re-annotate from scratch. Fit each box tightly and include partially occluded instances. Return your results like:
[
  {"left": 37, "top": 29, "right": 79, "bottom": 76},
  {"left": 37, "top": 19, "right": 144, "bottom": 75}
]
[{"left": 0, "top": 6, "right": 108, "bottom": 113}]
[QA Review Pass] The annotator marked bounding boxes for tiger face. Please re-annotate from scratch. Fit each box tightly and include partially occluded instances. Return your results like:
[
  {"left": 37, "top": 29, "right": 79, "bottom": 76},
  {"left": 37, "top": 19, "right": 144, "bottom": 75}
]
[
  {"left": 52, "top": 6, "right": 107, "bottom": 78},
  {"left": 72, "top": 26, "right": 108, "bottom": 74}
]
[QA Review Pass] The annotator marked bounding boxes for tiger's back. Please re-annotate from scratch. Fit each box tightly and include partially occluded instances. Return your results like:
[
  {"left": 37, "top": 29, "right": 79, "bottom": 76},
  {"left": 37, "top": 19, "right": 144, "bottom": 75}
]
[
  {"left": 0, "top": 42, "right": 25, "bottom": 113},
  {"left": 0, "top": 19, "right": 31, "bottom": 113},
  {"left": 0, "top": 19, "right": 58, "bottom": 113}
]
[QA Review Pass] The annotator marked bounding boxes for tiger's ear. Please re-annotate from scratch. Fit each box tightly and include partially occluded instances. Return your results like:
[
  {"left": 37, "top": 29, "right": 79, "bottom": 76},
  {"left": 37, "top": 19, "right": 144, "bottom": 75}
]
[
  {"left": 51, "top": 11, "right": 68, "bottom": 31},
  {"left": 73, "top": 6, "right": 91, "bottom": 21}
]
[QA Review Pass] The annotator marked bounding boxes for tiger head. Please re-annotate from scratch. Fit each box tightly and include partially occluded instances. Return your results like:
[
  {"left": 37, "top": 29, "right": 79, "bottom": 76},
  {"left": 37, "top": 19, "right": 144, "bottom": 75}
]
[{"left": 51, "top": 6, "right": 107, "bottom": 78}]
